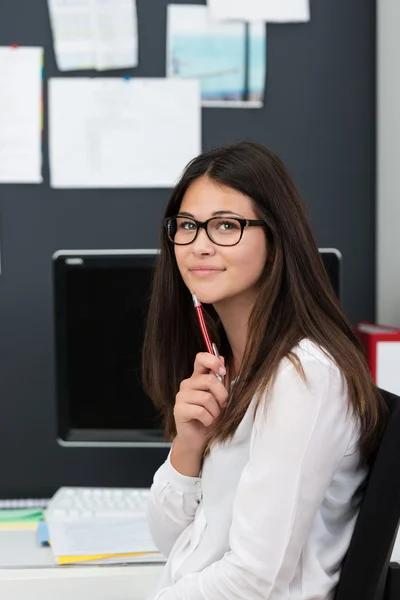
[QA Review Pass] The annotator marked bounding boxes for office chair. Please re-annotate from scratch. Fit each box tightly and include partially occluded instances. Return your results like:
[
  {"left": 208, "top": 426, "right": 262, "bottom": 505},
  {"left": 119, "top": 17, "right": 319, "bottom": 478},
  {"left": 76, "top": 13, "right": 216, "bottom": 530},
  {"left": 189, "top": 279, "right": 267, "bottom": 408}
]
[{"left": 334, "top": 389, "right": 400, "bottom": 600}]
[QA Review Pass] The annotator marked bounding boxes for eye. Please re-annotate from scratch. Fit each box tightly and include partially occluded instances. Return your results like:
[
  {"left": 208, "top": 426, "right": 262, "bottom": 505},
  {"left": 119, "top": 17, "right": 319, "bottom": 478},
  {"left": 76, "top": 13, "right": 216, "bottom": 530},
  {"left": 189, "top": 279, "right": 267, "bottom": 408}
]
[
  {"left": 216, "top": 220, "right": 240, "bottom": 231},
  {"left": 179, "top": 220, "right": 196, "bottom": 230}
]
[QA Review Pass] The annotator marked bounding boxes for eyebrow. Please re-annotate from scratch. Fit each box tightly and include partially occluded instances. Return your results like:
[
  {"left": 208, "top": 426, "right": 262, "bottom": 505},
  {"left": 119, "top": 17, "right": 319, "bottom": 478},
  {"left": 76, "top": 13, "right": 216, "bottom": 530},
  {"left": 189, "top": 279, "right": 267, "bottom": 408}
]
[{"left": 178, "top": 210, "right": 244, "bottom": 218}]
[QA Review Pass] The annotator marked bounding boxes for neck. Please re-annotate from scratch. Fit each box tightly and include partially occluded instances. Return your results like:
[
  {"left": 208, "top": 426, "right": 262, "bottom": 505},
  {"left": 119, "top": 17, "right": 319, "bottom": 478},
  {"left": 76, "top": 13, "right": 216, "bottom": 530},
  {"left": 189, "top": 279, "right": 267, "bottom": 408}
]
[{"left": 213, "top": 292, "right": 255, "bottom": 378}]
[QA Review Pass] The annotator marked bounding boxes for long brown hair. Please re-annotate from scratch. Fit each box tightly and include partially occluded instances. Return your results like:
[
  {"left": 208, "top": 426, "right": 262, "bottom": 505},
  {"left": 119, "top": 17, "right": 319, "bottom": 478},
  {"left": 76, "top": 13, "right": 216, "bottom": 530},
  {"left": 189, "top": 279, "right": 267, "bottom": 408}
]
[{"left": 142, "top": 141, "right": 387, "bottom": 464}]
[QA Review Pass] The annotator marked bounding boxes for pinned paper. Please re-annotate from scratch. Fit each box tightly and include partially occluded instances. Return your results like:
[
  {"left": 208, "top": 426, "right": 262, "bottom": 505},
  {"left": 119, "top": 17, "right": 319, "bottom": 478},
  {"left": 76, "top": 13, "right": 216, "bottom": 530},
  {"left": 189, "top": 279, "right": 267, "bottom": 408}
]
[
  {"left": 0, "top": 47, "right": 43, "bottom": 184},
  {"left": 49, "top": 78, "right": 201, "bottom": 188},
  {"left": 208, "top": 0, "right": 310, "bottom": 23},
  {"left": 47, "top": 0, "right": 138, "bottom": 71},
  {"left": 167, "top": 4, "right": 266, "bottom": 108}
]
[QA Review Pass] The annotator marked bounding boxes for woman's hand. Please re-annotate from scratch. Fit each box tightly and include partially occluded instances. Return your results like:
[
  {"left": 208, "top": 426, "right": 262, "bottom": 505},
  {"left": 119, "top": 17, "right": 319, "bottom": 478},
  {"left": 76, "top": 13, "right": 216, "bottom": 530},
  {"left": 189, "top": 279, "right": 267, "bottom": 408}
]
[{"left": 173, "top": 352, "right": 228, "bottom": 457}]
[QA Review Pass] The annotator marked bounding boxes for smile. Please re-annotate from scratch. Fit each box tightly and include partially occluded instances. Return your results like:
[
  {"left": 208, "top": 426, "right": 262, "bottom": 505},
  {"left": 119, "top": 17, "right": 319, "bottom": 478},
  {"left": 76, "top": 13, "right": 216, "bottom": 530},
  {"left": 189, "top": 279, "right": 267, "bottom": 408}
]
[{"left": 189, "top": 269, "right": 224, "bottom": 278}]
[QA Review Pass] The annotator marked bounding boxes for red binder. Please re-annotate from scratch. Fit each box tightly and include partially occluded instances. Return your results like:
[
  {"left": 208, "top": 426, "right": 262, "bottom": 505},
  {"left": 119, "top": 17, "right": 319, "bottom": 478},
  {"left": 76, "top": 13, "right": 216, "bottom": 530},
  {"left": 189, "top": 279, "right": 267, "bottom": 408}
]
[{"left": 356, "top": 322, "right": 400, "bottom": 395}]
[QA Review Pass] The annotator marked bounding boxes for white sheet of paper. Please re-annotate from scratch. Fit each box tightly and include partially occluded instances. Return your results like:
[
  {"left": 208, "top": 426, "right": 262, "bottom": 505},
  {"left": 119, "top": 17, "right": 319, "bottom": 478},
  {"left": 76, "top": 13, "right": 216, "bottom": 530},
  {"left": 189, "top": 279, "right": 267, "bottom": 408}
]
[
  {"left": 208, "top": 0, "right": 310, "bottom": 22},
  {"left": 376, "top": 341, "right": 400, "bottom": 396},
  {"left": 47, "top": 0, "right": 138, "bottom": 71},
  {"left": 49, "top": 78, "right": 201, "bottom": 188},
  {"left": 47, "top": 516, "right": 159, "bottom": 556},
  {"left": 0, "top": 47, "right": 43, "bottom": 184},
  {"left": 167, "top": 4, "right": 266, "bottom": 108}
]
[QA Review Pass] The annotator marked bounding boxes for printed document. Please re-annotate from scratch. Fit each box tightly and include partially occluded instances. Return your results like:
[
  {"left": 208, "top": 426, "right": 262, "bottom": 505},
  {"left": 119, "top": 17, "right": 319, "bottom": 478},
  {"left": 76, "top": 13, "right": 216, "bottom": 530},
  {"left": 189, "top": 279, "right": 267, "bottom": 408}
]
[
  {"left": 49, "top": 78, "right": 201, "bottom": 188},
  {"left": 47, "top": 0, "right": 138, "bottom": 71},
  {"left": 208, "top": 0, "right": 310, "bottom": 22},
  {"left": 0, "top": 47, "right": 43, "bottom": 184}
]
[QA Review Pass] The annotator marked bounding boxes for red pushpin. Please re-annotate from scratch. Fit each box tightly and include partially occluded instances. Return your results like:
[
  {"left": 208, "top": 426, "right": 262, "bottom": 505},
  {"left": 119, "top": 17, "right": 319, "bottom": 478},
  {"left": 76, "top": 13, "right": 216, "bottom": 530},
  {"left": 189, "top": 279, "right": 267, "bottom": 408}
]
[{"left": 11, "top": 43, "right": 18, "bottom": 49}]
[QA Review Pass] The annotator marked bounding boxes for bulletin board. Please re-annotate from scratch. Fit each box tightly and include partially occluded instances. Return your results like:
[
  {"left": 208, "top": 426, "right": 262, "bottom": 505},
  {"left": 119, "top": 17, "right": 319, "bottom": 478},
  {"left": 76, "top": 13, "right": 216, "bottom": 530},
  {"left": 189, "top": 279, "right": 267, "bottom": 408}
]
[{"left": 0, "top": 0, "right": 376, "bottom": 496}]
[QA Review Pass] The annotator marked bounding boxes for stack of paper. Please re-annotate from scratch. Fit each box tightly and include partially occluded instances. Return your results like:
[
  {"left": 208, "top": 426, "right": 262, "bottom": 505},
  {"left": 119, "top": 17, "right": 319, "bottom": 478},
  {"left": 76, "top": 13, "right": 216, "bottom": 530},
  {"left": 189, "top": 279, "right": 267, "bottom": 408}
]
[
  {"left": 44, "top": 516, "right": 165, "bottom": 565},
  {"left": 0, "top": 508, "right": 44, "bottom": 531}
]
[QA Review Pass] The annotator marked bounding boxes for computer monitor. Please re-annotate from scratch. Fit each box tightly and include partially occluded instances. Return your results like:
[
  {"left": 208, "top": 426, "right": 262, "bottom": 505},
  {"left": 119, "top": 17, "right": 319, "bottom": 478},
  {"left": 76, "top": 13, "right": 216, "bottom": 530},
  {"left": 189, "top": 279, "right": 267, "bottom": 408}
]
[
  {"left": 319, "top": 248, "right": 342, "bottom": 300},
  {"left": 53, "top": 248, "right": 341, "bottom": 447}
]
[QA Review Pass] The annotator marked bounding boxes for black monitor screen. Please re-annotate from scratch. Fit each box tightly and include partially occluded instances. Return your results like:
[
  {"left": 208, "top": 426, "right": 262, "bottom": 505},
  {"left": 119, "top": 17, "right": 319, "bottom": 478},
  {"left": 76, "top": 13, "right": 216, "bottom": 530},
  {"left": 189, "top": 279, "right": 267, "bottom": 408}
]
[
  {"left": 319, "top": 249, "right": 341, "bottom": 300},
  {"left": 54, "top": 252, "right": 164, "bottom": 444},
  {"left": 66, "top": 267, "right": 155, "bottom": 429}
]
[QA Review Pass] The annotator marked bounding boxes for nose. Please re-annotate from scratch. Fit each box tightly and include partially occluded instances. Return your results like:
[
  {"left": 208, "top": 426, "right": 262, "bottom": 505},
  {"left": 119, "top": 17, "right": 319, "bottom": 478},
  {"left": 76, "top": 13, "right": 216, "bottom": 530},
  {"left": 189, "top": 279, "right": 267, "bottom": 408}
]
[{"left": 191, "top": 226, "right": 216, "bottom": 255}]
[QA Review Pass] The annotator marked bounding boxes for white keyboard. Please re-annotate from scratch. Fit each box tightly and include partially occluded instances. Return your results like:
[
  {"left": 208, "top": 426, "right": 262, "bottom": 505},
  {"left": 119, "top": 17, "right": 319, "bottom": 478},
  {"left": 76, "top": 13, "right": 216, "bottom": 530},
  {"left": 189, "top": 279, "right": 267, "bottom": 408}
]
[{"left": 45, "top": 487, "right": 150, "bottom": 521}]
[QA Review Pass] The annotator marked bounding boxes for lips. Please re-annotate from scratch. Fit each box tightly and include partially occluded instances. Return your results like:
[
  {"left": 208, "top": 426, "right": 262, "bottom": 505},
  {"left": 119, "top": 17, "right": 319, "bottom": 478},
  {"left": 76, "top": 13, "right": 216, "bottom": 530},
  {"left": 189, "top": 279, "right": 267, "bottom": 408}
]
[
  {"left": 189, "top": 266, "right": 224, "bottom": 272},
  {"left": 190, "top": 268, "right": 223, "bottom": 272},
  {"left": 189, "top": 268, "right": 224, "bottom": 277}
]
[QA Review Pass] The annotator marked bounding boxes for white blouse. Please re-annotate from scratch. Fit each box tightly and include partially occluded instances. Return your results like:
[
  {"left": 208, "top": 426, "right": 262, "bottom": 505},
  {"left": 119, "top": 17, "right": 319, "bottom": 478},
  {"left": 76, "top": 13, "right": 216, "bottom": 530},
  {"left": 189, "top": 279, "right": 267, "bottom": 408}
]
[{"left": 146, "top": 340, "right": 368, "bottom": 600}]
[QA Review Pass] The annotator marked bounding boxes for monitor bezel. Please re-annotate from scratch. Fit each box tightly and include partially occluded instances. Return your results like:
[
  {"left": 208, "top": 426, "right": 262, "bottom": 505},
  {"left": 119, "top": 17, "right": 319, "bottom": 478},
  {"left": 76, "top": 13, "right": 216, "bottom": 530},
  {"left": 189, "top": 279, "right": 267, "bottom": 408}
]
[
  {"left": 53, "top": 249, "right": 170, "bottom": 448},
  {"left": 318, "top": 247, "right": 342, "bottom": 301},
  {"left": 52, "top": 248, "right": 341, "bottom": 448}
]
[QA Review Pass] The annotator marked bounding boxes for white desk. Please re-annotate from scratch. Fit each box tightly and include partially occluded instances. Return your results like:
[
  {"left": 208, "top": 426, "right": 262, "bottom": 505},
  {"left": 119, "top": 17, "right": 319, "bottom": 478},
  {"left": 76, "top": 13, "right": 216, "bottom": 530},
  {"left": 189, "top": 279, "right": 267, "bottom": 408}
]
[
  {"left": 0, "top": 530, "right": 164, "bottom": 600},
  {"left": 3, "top": 528, "right": 400, "bottom": 600}
]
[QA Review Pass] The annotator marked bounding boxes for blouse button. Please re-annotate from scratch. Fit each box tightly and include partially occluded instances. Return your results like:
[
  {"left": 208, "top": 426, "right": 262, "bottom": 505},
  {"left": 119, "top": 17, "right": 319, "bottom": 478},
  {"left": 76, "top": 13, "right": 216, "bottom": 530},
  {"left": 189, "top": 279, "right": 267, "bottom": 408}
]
[{"left": 195, "top": 481, "right": 201, "bottom": 487}]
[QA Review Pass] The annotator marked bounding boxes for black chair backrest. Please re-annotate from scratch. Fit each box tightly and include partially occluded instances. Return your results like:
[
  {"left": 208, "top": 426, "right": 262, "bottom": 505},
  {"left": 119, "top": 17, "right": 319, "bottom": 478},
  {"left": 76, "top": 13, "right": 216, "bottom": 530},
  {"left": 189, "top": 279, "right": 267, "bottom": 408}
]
[{"left": 334, "top": 389, "right": 400, "bottom": 600}]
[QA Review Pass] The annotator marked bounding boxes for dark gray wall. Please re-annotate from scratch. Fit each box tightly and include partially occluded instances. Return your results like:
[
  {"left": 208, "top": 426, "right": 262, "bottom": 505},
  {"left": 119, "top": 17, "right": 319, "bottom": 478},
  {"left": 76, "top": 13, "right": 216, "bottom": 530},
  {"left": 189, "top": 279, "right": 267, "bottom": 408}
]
[{"left": 0, "top": 0, "right": 376, "bottom": 497}]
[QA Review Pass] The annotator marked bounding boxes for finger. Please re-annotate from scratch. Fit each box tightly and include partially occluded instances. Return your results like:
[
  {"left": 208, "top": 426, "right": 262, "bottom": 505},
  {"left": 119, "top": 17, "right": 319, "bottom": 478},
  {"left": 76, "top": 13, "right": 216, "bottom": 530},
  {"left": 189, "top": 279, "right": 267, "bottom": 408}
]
[
  {"left": 180, "top": 375, "right": 228, "bottom": 408},
  {"left": 177, "top": 389, "right": 222, "bottom": 419},
  {"left": 190, "top": 374, "right": 228, "bottom": 408},
  {"left": 193, "top": 352, "right": 226, "bottom": 377},
  {"left": 176, "top": 403, "right": 216, "bottom": 428}
]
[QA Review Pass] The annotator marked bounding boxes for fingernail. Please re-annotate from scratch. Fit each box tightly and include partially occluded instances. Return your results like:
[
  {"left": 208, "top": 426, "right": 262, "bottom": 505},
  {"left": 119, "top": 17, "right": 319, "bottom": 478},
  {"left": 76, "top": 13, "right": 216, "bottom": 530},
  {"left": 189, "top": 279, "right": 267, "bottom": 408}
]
[{"left": 219, "top": 366, "right": 226, "bottom": 375}]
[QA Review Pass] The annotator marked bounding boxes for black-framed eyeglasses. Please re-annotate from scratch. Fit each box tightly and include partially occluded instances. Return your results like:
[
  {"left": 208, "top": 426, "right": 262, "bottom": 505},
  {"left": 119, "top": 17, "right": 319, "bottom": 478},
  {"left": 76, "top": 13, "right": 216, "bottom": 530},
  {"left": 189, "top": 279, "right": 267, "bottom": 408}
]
[{"left": 164, "top": 215, "right": 266, "bottom": 247}]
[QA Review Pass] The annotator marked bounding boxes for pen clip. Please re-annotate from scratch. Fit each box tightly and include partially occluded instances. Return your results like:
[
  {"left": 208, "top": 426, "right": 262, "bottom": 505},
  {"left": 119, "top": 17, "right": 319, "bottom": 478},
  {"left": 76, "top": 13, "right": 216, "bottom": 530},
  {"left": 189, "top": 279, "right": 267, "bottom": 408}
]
[{"left": 212, "top": 343, "right": 223, "bottom": 383}]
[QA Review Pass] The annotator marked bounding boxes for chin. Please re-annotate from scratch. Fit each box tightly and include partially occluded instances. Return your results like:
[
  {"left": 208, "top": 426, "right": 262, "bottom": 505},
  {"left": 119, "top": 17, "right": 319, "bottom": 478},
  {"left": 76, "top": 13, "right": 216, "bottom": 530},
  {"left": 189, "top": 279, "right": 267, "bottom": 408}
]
[
  {"left": 197, "top": 294, "right": 224, "bottom": 306},
  {"left": 190, "top": 286, "right": 233, "bottom": 306}
]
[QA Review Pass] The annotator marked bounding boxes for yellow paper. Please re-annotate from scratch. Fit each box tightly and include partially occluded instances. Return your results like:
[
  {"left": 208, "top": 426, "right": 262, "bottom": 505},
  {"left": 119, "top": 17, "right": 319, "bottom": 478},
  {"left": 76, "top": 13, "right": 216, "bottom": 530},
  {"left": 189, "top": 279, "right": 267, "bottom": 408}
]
[
  {"left": 0, "top": 522, "right": 38, "bottom": 531},
  {"left": 57, "top": 551, "right": 154, "bottom": 565}
]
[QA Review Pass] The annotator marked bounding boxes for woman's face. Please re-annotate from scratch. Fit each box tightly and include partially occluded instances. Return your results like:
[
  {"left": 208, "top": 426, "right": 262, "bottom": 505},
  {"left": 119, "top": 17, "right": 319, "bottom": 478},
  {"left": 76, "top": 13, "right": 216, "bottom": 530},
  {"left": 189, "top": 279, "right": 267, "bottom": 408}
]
[{"left": 174, "top": 176, "right": 268, "bottom": 306}]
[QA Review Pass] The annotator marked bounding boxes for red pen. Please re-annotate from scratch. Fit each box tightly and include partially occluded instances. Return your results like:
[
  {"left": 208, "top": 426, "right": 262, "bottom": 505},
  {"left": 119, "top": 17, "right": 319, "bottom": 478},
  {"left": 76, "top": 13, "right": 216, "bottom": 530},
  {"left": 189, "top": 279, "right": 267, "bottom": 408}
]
[{"left": 192, "top": 293, "right": 224, "bottom": 383}]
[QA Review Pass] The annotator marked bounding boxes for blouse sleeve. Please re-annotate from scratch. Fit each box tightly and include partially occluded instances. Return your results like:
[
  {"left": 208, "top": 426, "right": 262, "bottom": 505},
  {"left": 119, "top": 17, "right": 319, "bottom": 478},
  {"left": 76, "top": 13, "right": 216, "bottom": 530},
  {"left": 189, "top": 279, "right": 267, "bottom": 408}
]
[
  {"left": 147, "top": 451, "right": 202, "bottom": 558},
  {"left": 152, "top": 355, "right": 359, "bottom": 599}
]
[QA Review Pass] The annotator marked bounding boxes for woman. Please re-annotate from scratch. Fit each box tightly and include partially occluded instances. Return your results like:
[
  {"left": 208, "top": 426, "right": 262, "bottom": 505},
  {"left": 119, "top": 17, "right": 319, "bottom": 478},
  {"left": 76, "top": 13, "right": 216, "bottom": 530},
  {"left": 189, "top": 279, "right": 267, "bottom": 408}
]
[{"left": 142, "top": 141, "right": 387, "bottom": 599}]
